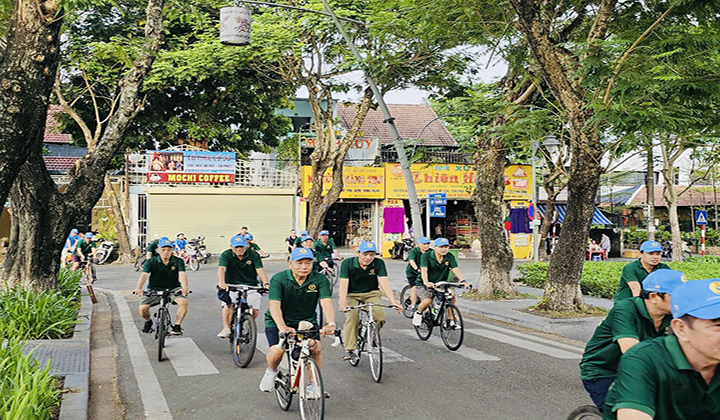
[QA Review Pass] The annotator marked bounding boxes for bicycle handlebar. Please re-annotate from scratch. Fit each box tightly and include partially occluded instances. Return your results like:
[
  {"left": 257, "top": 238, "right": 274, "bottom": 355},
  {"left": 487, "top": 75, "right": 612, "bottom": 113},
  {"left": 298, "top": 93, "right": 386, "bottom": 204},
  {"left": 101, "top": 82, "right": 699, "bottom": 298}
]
[
  {"left": 433, "top": 281, "right": 472, "bottom": 289},
  {"left": 278, "top": 328, "right": 341, "bottom": 340},
  {"left": 226, "top": 284, "right": 268, "bottom": 293},
  {"left": 139, "top": 290, "right": 192, "bottom": 297},
  {"left": 343, "top": 303, "right": 399, "bottom": 311}
]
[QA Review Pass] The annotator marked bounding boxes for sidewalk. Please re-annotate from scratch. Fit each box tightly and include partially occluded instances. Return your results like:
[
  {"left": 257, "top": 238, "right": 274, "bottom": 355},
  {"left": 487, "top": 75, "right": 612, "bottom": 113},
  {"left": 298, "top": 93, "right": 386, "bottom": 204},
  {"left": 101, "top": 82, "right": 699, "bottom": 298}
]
[{"left": 454, "top": 283, "right": 611, "bottom": 343}]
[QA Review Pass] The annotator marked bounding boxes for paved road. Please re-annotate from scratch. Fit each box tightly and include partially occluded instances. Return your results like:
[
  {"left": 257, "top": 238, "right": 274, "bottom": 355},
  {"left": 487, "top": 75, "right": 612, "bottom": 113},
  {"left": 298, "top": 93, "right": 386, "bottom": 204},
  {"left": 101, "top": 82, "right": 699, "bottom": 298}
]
[{"left": 95, "top": 259, "right": 591, "bottom": 420}]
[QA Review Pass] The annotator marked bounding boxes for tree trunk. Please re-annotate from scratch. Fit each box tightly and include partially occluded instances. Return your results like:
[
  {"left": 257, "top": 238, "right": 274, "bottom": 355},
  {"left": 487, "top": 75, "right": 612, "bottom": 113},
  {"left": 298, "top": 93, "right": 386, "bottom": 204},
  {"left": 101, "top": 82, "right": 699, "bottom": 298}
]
[
  {"left": 104, "top": 175, "right": 132, "bottom": 263},
  {"left": 1, "top": 0, "right": 166, "bottom": 290},
  {"left": 473, "top": 136, "right": 515, "bottom": 297},
  {"left": 2, "top": 152, "right": 72, "bottom": 291},
  {"left": 537, "top": 198, "right": 556, "bottom": 262},
  {"left": 0, "top": 0, "right": 63, "bottom": 208},
  {"left": 646, "top": 145, "right": 656, "bottom": 240},
  {"left": 661, "top": 167, "right": 684, "bottom": 262}
]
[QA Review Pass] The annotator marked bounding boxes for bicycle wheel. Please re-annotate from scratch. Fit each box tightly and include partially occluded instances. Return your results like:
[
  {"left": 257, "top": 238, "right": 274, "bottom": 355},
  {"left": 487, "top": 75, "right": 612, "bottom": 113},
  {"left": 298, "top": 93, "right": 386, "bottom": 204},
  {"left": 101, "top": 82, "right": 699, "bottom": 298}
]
[
  {"left": 274, "top": 352, "right": 293, "bottom": 411},
  {"left": 134, "top": 255, "right": 146, "bottom": 271},
  {"left": 299, "top": 357, "right": 325, "bottom": 420},
  {"left": 566, "top": 405, "right": 601, "bottom": 420},
  {"left": 440, "top": 303, "right": 464, "bottom": 351},
  {"left": 414, "top": 311, "right": 433, "bottom": 341},
  {"left": 83, "top": 269, "right": 98, "bottom": 303},
  {"left": 233, "top": 313, "right": 257, "bottom": 368},
  {"left": 324, "top": 271, "right": 334, "bottom": 297},
  {"left": 400, "top": 286, "right": 415, "bottom": 319},
  {"left": 189, "top": 257, "right": 199, "bottom": 271},
  {"left": 368, "top": 324, "right": 383, "bottom": 383},
  {"left": 157, "top": 309, "right": 168, "bottom": 362}
]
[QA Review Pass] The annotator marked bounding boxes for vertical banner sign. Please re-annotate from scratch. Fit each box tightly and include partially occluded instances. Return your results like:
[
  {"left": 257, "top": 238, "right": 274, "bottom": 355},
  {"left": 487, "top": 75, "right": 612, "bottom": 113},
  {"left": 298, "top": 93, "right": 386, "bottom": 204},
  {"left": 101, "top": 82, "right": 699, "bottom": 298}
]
[{"left": 147, "top": 150, "right": 236, "bottom": 183}]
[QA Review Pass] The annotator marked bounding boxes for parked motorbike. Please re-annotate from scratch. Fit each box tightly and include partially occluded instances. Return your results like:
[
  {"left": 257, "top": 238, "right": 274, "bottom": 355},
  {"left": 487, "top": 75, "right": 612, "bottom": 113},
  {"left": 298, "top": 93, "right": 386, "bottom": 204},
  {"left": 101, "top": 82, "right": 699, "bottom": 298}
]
[
  {"left": 94, "top": 238, "right": 115, "bottom": 265},
  {"left": 662, "top": 240, "right": 692, "bottom": 260},
  {"left": 390, "top": 238, "right": 413, "bottom": 261},
  {"left": 188, "top": 235, "right": 211, "bottom": 264}
]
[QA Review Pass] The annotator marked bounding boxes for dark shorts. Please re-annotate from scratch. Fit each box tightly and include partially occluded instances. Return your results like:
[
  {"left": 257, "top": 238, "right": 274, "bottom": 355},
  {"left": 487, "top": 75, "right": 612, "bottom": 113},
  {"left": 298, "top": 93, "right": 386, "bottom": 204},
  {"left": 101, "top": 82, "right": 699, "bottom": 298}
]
[
  {"left": 140, "top": 287, "right": 185, "bottom": 307},
  {"left": 582, "top": 377, "right": 615, "bottom": 412},
  {"left": 406, "top": 275, "right": 417, "bottom": 288},
  {"left": 265, "top": 324, "right": 320, "bottom": 347}
]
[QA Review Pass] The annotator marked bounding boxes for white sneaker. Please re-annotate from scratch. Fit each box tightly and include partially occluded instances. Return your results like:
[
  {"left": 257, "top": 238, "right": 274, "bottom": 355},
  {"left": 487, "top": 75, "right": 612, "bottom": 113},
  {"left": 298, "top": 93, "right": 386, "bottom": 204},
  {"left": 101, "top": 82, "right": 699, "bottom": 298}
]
[
  {"left": 412, "top": 311, "right": 423, "bottom": 327},
  {"left": 259, "top": 368, "right": 277, "bottom": 392},
  {"left": 305, "top": 382, "right": 321, "bottom": 400},
  {"left": 217, "top": 328, "right": 231, "bottom": 338}
]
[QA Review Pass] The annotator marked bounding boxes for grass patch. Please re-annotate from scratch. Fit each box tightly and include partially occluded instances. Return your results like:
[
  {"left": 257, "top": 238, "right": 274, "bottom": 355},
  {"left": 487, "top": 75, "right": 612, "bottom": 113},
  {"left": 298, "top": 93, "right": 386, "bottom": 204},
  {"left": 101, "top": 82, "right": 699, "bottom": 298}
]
[
  {"left": 517, "top": 260, "right": 720, "bottom": 300},
  {"left": 524, "top": 304, "right": 609, "bottom": 319},
  {"left": 462, "top": 289, "right": 538, "bottom": 301},
  {"left": 0, "top": 338, "right": 62, "bottom": 419}
]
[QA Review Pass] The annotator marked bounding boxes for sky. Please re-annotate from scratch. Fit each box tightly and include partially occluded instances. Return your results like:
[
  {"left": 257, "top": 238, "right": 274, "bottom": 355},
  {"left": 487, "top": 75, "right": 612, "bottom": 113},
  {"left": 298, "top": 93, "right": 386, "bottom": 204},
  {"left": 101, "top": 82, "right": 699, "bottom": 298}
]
[{"left": 296, "top": 48, "right": 509, "bottom": 105}]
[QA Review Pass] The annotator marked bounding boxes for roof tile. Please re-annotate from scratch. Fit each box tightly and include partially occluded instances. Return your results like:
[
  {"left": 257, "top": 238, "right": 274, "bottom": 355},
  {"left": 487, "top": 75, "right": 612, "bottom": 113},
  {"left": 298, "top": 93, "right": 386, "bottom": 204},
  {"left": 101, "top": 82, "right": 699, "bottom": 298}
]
[{"left": 44, "top": 105, "right": 71, "bottom": 144}]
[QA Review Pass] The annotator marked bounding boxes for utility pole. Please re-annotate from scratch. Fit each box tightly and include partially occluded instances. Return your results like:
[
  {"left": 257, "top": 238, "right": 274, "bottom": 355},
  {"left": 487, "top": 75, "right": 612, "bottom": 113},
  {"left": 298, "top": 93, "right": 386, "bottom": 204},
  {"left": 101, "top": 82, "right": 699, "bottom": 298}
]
[
  {"left": 646, "top": 144, "right": 656, "bottom": 241},
  {"left": 318, "top": 0, "right": 425, "bottom": 239}
]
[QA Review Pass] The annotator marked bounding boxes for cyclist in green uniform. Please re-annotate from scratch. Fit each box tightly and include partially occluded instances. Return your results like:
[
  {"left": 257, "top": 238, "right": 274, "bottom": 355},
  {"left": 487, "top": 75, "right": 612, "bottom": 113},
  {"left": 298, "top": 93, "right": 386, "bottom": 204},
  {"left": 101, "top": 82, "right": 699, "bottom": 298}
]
[
  {"left": 71, "top": 232, "right": 97, "bottom": 281},
  {"left": 259, "top": 247, "right": 336, "bottom": 392},
  {"left": 134, "top": 237, "right": 189, "bottom": 335},
  {"left": 244, "top": 233, "right": 269, "bottom": 257},
  {"left": 405, "top": 236, "right": 431, "bottom": 310},
  {"left": 314, "top": 230, "right": 340, "bottom": 273},
  {"left": 602, "top": 278, "right": 720, "bottom": 419},
  {"left": 615, "top": 241, "right": 670, "bottom": 301},
  {"left": 294, "top": 230, "right": 309, "bottom": 247},
  {"left": 338, "top": 241, "right": 400, "bottom": 360},
  {"left": 580, "top": 269, "right": 685, "bottom": 411},
  {"left": 412, "top": 238, "right": 469, "bottom": 327},
  {"left": 216, "top": 235, "right": 269, "bottom": 338}
]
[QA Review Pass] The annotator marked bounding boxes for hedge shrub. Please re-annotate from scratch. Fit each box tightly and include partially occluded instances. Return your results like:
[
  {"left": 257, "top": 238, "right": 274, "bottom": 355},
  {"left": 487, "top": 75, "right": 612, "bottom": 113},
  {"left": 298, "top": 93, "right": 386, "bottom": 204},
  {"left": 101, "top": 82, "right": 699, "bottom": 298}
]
[{"left": 517, "top": 259, "right": 720, "bottom": 300}]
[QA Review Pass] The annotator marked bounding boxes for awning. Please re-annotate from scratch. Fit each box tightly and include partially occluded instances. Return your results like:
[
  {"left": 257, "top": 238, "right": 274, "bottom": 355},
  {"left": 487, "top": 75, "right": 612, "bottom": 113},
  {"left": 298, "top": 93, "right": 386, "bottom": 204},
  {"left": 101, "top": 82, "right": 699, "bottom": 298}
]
[{"left": 537, "top": 204, "right": 613, "bottom": 225}]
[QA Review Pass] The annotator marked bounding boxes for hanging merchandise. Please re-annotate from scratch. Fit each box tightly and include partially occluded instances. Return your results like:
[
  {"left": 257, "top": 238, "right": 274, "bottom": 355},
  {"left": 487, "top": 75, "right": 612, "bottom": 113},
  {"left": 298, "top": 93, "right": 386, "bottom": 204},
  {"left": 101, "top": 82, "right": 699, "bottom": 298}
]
[{"left": 510, "top": 208, "right": 531, "bottom": 234}]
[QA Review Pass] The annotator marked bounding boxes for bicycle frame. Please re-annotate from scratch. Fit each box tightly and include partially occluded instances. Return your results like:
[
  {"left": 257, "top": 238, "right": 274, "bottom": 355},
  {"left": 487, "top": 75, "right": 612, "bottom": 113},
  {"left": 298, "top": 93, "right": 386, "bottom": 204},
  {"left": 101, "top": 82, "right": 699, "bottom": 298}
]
[
  {"left": 427, "top": 283, "right": 464, "bottom": 326},
  {"left": 280, "top": 329, "right": 324, "bottom": 396}
]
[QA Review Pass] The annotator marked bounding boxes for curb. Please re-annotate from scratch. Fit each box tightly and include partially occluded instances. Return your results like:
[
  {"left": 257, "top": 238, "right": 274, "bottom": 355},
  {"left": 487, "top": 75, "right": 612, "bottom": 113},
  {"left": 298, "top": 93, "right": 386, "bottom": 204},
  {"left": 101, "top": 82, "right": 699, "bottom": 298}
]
[
  {"left": 59, "top": 293, "right": 93, "bottom": 420},
  {"left": 454, "top": 298, "right": 556, "bottom": 333}
]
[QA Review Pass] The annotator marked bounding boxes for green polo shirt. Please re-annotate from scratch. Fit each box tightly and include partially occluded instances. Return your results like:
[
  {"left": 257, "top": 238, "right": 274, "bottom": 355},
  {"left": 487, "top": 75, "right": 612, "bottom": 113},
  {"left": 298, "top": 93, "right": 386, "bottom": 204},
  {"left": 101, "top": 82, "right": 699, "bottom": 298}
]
[
  {"left": 264, "top": 270, "right": 331, "bottom": 328},
  {"left": 339, "top": 257, "right": 388, "bottom": 294},
  {"left": 580, "top": 297, "right": 671, "bottom": 380},
  {"left": 218, "top": 248, "right": 263, "bottom": 285},
  {"left": 249, "top": 242, "right": 261, "bottom": 252},
  {"left": 417, "top": 250, "right": 458, "bottom": 286},
  {"left": 615, "top": 259, "right": 671, "bottom": 301},
  {"left": 314, "top": 238, "right": 336, "bottom": 262},
  {"left": 603, "top": 335, "right": 720, "bottom": 419},
  {"left": 73, "top": 240, "right": 94, "bottom": 257},
  {"left": 294, "top": 237, "right": 304, "bottom": 247},
  {"left": 405, "top": 246, "right": 426, "bottom": 279},
  {"left": 142, "top": 255, "right": 185, "bottom": 290},
  {"left": 147, "top": 239, "right": 159, "bottom": 256}
]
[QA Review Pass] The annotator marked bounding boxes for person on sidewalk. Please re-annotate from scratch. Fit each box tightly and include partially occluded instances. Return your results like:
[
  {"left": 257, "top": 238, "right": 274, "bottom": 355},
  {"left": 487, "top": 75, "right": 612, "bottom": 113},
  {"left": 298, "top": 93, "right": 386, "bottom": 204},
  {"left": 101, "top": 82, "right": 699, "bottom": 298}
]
[
  {"left": 216, "top": 235, "right": 269, "bottom": 338},
  {"left": 259, "top": 247, "right": 336, "bottom": 392},
  {"left": 285, "top": 230, "right": 298, "bottom": 253},
  {"left": 602, "top": 278, "right": 720, "bottom": 419},
  {"left": 405, "top": 236, "right": 431, "bottom": 309},
  {"left": 134, "top": 237, "right": 190, "bottom": 336},
  {"left": 614, "top": 240, "right": 670, "bottom": 301},
  {"left": 337, "top": 241, "right": 400, "bottom": 361},
  {"left": 580, "top": 269, "right": 685, "bottom": 412},
  {"left": 412, "top": 238, "right": 469, "bottom": 327}
]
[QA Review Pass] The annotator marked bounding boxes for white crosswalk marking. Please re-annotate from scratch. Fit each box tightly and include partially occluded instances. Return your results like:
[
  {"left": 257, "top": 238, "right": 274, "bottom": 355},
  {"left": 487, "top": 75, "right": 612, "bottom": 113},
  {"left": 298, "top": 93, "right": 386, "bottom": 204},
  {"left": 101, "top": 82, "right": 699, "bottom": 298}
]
[
  {"left": 464, "top": 318, "right": 585, "bottom": 353},
  {"left": 393, "top": 329, "right": 501, "bottom": 361},
  {"left": 465, "top": 329, "right": 581, "bottom": 359},
  {"left": 380, "top": 347, "right": 415, "bottom": 363},
  {"left": 163, "top": 338, "right": 220, "bottom": 376}
]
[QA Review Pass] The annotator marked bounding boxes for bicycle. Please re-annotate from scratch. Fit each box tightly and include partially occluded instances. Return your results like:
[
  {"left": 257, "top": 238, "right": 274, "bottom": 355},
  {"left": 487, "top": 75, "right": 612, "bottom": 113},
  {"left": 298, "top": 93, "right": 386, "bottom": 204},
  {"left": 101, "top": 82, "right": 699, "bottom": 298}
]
[
  {"left": 399, "top": 284, "right": 416, "bottom": 319},
  {"left": 226, "top": 284, "right": 268, "bottom": 368},
  {"left": 77, "top": 259, "right": 97, "bottom": 304},
  {"left": 318, "top": 257, "right": 339, "bottom": 296},
  {"left": 414, "top": 281, "right": 469, "bottom": 351},
  {"left": 181, "top": 247, "right": 200, "bottom": 271},
  {"left": 274, "top": 321, "right": 341, "bottom": 420},
  {"left": 140, "top": 289, "right": 190, "bottom": 362},
  {"left": 343, "top": 302, "right": 397, "bottom": 383},
  {"left": 566, "top": 405, "right": 601, "bottom": 420}
]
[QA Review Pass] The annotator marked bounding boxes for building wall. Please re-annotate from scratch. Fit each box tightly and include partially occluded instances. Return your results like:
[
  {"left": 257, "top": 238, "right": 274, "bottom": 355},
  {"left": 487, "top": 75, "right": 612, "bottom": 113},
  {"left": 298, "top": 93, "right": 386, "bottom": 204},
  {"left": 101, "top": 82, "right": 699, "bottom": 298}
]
[{"left": 144, "top": 187, "right": 296, "bottom": 255}]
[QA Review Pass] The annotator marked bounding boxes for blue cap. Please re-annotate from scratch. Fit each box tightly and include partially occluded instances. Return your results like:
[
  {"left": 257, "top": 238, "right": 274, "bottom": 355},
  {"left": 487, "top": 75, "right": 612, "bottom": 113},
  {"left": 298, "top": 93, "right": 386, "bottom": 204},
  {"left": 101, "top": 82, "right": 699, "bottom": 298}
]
[
  {"left": 640, "top": 240, "right": 663, "bottom": 253},
  {"left": 671, "top": 279, "right": 720, "bottom": 319},
  {"left": 85, "top": 232, "right": 93, "bottom": 239},
  {"left": 231, "top": 235, "right": 247, "bottom": 247},
  {"left": 358, "top": 241, "right": 377, "bottom": 253},
  {"left": 301, "top": 230, "right": 309, "bottom": 236},
  {"left": 418, "top": 236, "right": 431, "bottom": 244},
  {"left": 158, "top": 237, "right": 173, "bottom": 248},
  {"left": 70, "top": 228, "right": 79, "bottom": 235},
  {"left": 159, "top": 236, "right": 169, "bottom": 241},
  {"left": 244, "top": 233, "right": 253, "bottom": 241},
  {"left": 642, "top": 269, "right": 686, "bottom": 294},
  {"left": 319, "top": 230, "right": 329, "bottom": 236},
  {"left": 434, "top": 238, "right": 450, "bottom": 247},
  {"left": 301, "top": 235, "right": 314, "bottom": 243},
  {"left": 290, "top": 247, "right": 314, "bottom": 261}
]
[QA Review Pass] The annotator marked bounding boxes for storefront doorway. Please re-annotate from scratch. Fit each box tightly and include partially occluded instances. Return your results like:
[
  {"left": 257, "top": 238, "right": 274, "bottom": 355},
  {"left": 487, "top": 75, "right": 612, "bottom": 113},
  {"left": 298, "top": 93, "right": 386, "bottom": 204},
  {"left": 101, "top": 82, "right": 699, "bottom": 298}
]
[{"left": 324, "top": 201, "right": 377, "bottom": 249}]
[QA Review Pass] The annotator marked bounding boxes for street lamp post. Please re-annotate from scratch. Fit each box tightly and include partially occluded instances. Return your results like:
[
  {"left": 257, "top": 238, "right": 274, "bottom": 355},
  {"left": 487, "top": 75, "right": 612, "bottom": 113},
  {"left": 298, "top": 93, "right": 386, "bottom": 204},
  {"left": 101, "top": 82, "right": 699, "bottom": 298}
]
[
  {"left": 222, "top": 0, "right": 425, "bottom": 239},
  {"left": 531, "top": 134, "right": 561, "bottom": 262}
]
